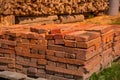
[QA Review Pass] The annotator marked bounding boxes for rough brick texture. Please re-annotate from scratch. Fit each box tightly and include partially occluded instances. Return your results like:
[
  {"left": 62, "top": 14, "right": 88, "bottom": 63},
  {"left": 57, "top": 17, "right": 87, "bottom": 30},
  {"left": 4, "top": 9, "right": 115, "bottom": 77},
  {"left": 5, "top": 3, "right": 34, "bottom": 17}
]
[{"left": 0, "top": 23, "right": 119, "bottom": 80}]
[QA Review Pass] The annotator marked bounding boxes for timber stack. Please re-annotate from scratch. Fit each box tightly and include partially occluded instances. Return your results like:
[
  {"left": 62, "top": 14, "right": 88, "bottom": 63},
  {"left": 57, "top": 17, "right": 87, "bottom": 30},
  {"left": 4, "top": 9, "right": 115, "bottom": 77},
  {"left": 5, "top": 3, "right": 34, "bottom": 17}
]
[{"left": 0, "top": 0, "right": 108, "bottom": 25}]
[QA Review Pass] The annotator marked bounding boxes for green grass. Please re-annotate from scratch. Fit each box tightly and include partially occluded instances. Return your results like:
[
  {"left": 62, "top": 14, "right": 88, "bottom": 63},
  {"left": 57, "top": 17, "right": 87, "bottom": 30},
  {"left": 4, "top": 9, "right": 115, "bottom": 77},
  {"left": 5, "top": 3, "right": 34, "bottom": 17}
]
[
  {"left": 90, "top": 63, "right": 120, "bottom": 80},
  {"left": 110, "top": 18, "right": 120, "bottom": 25}
]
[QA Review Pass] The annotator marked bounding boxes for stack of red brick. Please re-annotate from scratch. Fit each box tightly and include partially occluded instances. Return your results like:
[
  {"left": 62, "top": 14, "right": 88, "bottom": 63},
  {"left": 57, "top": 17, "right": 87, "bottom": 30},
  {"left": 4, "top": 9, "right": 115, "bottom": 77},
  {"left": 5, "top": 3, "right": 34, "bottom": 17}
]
[{"left": 0, "top": 23, "right": 119, "bottom": 80}]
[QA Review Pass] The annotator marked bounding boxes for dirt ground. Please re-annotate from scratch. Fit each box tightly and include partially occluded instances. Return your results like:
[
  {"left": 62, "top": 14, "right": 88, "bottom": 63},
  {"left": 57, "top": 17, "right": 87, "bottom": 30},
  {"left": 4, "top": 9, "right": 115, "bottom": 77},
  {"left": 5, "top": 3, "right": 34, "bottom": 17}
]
[{"left": 80, "top": 13, "right": 120, "bottom": 25}]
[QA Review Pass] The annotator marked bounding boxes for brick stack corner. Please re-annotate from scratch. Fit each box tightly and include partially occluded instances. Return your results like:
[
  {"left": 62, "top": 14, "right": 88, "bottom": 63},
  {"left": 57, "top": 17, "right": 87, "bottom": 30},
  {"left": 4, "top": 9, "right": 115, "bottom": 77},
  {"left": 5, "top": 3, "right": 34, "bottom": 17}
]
[{"left": 0, "top": 23, "right": 119, "bottom": 80}]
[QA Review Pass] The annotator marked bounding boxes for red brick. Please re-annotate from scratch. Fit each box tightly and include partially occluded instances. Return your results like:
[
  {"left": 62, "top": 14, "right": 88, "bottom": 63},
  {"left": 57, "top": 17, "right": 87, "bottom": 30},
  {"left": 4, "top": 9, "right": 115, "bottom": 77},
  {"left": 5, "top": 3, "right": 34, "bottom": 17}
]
[
  {"left": 47, "top": 40, "right": 55, "bottom": 45},
  {"left": 46, "top": 74, "right": 67, "bottom": 80},
  {"left": 67, "top": 64, "right": 78, "bottom": 70},
  {"left": 28, "top": 67, "right": 37, "bottom": 73},
  {"left": 65, "top": 40, "right": 76, "bottom": 47},
  {"left": 0, "top": 66, "right": 8, "bottom": 71},
  {"left": 16, "top": 60, "right": 37, "bottom": 67},
  {"left": 29, "top": 54, "right": 45, "bottom": 59},
  {"left": 64, "top": 34, "right": 75, "bottom": 40},
  {"left": 0, "top": 57, "right": 15, "bottom": 64},
  {"left": 113, "top": 43, "right": 120, "bottom": 56},
  {"left": 45, "top": 34, "right": 54, "bottom": 40},
  {"left": 47, "top": 61, "right": 56, "bottom": 66},
  {"left": 55, "top": 39, "right": 64, "bottom": 45},
  {"left": 54, "top": 51, "right": 66, "bottom": 58},
  {"left": 0, "top": 39, "right": 16, "bottom": 46},
  {"left": 54, "top": 34, "right": 64, "bottom": 39},
  {"left": 8, "top": 63, "right": 15, "bottom": 68},
  {"left": 76, "top": 46, "right": 101, "bottom": 60},
  {"left": 102, "top": 30, "right": 114, "bottom": 44},
  {"left": 50, "top": 28, "right": 61, "bottom": 34},
  {"left": 0, "top": 48, "right": 15, "bottom": 54},
  {"left": 76, "top": 37, "right": 101, "bottom": 48},
  {"left": 46, "top": 50, "right": 55, "bottom": 56},
  {"left": 46, "top": 55, "right": 85, "bottom": 65},
  {"left": 86, "top": 25, "right": 112, "bottom": 34},
  {"left": 17, "top": 43, "right": 29, "bottom": 48},
  {"left": 64, "top": 31, "right": 85, "bottom": 40},
  {"left": 84, "top": 55, "right": 101, "bottom": 71},
  {"left": 65, "top": 53, "right": 76, "bottom": 59},
  {"left": 31, "top": 58, "right": 37, "bottom": 63},
  {"left": 56, "top": 62, "right": 66, "bottom": 68},
  {"left": 46, "top": 65, "right": 84, "bottom": 76},
  {"left": 30, "top": 27, "right": 48, "bottom": 34},
  {"left": 38, "top": 59, "right": 46, "bottom": 65},
  {"left": 75, "top": 31, "right": 100, "bottom": 42},
  {"left": 15, "top": 64, "right": 23, "bottom": 70},
  {"left": 29, "top": 44, "right": 47, "bottom": 50}
]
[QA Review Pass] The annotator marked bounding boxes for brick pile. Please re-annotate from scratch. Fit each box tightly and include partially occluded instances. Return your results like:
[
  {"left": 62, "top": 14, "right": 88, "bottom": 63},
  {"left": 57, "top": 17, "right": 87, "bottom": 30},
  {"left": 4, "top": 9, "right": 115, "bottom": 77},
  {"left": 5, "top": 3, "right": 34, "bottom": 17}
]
[
  {"left": 112, "top": 25, "right": 120, "bottom": 59},
  {"left": 0, "top": 23, "right": 119, "bottom": 80}
]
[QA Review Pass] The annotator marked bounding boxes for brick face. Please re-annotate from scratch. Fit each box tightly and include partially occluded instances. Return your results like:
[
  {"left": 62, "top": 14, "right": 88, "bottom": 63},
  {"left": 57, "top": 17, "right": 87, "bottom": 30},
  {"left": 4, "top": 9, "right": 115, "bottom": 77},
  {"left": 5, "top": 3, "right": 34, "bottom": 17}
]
[{"left": 0, "top": 24, "right": 119, "bottom": 80}]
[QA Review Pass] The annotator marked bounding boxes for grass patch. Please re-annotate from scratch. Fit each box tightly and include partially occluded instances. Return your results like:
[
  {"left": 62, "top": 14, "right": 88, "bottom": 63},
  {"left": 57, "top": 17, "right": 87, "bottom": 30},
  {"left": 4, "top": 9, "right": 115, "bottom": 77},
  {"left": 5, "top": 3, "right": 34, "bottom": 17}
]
[
  {"left": 110, "top": 18, "right": 120, "bottom": 25},
  {"left": 90, "top": 63, "right": 120, "bottom": 80}
]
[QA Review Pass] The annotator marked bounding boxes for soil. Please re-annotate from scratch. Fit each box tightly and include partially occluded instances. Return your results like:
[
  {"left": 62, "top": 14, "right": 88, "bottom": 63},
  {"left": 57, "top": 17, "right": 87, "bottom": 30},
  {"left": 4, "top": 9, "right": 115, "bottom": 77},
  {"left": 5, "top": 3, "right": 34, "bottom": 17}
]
[{"left": 80, "top": 13, "right": 120, "bottom": 25}]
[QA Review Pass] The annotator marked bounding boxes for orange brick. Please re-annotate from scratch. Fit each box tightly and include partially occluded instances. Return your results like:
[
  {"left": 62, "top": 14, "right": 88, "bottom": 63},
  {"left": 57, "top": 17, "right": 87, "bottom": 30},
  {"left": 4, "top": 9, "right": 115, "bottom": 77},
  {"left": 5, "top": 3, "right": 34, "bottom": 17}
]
[
  {"left": 29, "top": 54, "right": 45, "bottom": 59},
  {"left": 46, "top": 50, "right": 55, "bottom": 56},
  {"left": 75, "top": 31, "right": 100, "bottom": 42},
  {"left": 54, "top": 34, "right": 64, "bottom": 39},
  {"left": 38, "top": 59, "right": 46, "bottom": 65},
  {"left": 46, "top": 65, "right": 84, "bottom": 76},
  {"left": 76, "top": 37, "right": 101, "bottom": 48},
  {"left": 0, "top": 57, "right": 15, "bottom": 64},
  {"left": 101, "top": 30, "right": 114, "bottom": 44},
  {"left": 64, "top": 31, "right": 85, "bottom": 40},
  {"left": 55, "top": 39, "right": 64, "bottom": 45},
  {"left": 29, "top": 44, "right": 47, "bottom": 50},
  {"left": 54, "top": 51, "right": 66, "bottom": 58},
  {"left": 47, "top": 40, "right": 55, "bottom": 45},
  {"left": 76, "top": 46, "right": 101, "bottom": 60},
  {"left": 84, "top": 55, "right": 101, "bottom": 71},
  {"left": 86, "top": 25, "right": 112, "bottom": 34},
  {"left": 50, "top": 28, "right": 61, "bottom": 34},
  {"left": 0, "top": 48, "right": 15, "bottom": 54},
  {"left": 0, "top": 39, "right": 16, "bottom": 46},
  {"left": 65, "top": 40, "right": 76, "bottom": 47},
  {"left": 46, "top": 55, "right": 85, "bottom": 65},
  {"left": 45, "top": 34, "right": 54, "bottom": 40}
]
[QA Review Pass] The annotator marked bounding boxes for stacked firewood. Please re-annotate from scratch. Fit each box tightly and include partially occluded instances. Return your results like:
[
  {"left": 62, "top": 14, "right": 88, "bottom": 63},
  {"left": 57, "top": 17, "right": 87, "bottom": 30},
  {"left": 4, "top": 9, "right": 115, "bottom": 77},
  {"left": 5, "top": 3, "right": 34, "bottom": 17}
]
[{"left": 0, "top": 0, "right": 108, "bottom": 16}]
